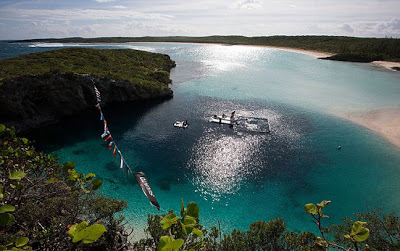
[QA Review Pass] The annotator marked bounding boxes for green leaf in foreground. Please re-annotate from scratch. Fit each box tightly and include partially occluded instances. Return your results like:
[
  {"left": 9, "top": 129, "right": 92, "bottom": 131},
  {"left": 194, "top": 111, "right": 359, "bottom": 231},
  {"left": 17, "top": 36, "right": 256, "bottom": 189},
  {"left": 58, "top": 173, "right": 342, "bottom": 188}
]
[
  {"left": 91, "top": 178, "right": 102, "bottom": 190},
  {"left": 351, "top": 221, "right": 370, "bottom": 242},
  {"left": 0, "top": 184, "right": 3, "bottom": 200},
  {"left": 192, "top": 227, "right": 204, "bottom": 238},
  {"left": 158, "top": 236, "right": 184, "bottom": 251},
  {"left": 9, "top": 170, "right": 26, "bottom": 180},
  {"left": 182, "top": 216, "right": 196, "bottom": 233},
  {"left": 160, "top": 213, "right": 179, "bottom": 230},
  {"left": 0, "top": 124, "right": 5, "bottom": 133},
  {"left": 304, "top": 203, "right": 318, "bottom": 215},
  {"left": 45, "top": 177, "right": 59, "bottom": 184},
  {"left": 0, "top": 213, "right": 15, "bottom": 226},
  {"left": 15, "top": 237, "right": 29, "bottom": 247},
  {"left": 0, "top": 205, "right": 15, "bottom": 213},
  {"left": 63, "top": 161, "right": 76, "bottom": 172},
  {"left": 187, "top": 202, "right": 200, "bottom": 219},
  {"left": 85, "top": 173, "right": 96, "bottom": 181},
  {"left": 68, "top": 222, "right": 107, "bottom": 244}
]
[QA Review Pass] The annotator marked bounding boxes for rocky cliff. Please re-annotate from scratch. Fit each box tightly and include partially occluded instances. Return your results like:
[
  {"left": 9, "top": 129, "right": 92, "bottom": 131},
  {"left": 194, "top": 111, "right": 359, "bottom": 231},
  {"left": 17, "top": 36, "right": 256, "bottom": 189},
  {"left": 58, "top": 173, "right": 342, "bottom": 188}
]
[
  {"left": 0, "top": 48, "right": 176, "bottom": 132},
  {"left": 0, "top": 72, "right": 173, "bottom": 132}
]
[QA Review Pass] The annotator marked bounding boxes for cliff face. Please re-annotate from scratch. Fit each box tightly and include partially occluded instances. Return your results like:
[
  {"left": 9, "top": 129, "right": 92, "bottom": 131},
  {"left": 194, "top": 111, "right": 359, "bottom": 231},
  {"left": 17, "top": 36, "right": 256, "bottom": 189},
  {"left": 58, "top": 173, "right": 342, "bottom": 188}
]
[{"left": 0, "top": 71, "right": 173, "bottom": 133}]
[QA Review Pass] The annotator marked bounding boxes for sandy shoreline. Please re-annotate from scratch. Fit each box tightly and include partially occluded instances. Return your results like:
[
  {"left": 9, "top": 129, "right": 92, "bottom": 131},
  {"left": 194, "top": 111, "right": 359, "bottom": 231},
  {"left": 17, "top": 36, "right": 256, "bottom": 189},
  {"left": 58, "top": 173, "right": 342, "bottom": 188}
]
[
  {"left": 250, "top": 45, "right": 334, "bottom": 58},
  {"left": 339, "top": 108, "right": 400, "bottom": 149},
  {"left": 131, "top": 41, "right": 400, "bottom": 71},
  {"left": 129, "top": 41, "right": 334, "bottom": 58},
  {"left": 371, "top": 61, "right": 400, "bottom": 71}
]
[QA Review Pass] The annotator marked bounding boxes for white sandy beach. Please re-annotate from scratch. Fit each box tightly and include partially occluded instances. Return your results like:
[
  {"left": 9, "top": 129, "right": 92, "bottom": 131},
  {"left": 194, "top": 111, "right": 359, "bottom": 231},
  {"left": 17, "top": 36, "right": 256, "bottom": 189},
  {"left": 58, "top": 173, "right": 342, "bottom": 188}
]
[
  {"left": 372, "top": 61, "right": 400, "bottom": 71},
  {"left": 247, "top": 44, "right": 400, "bottom": 72},
  {"left": 265, "top": 46, "right": 400, "bottom": 149},
  {"left": 256, "top": 45, "right": 334, "bottom": 58},
  {"left": 247, "top": 45, "right": 400, "bottom": 149},
  {"left": 339, "top": 108, "right": 400, "bottom": 149}
]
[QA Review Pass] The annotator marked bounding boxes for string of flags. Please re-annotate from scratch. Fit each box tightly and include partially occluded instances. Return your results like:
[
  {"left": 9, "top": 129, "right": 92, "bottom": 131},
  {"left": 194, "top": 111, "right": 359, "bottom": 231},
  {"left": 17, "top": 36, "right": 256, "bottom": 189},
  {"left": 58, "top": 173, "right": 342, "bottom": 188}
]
[{"left": 93, "top": 84, "right": 160, "bottom": 210}]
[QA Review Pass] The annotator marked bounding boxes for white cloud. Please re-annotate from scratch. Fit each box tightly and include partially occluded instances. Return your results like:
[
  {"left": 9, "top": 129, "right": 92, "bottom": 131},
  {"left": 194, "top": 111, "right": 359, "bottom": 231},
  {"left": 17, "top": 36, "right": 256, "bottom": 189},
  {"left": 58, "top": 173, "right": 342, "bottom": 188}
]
[
  {"left": 112, "top": 5, "right": 127, "bottom": 9},
  {"left": 0, "top": 8, "right": 174, "bottom": 22},
  {"left": 95, "top": 0, "right": 116, "bottom": 3},
  {"left": 10, "top": 19, "right": 189, "bottom": 39},
  {"left": 339, "top": 18, "right": 400, "bottom": 37},
  {"left": 232, "top": 0, "right": 262, "bottom": 10},
  {"left": 0, "top": 0, "right": 399, "bottom": 39},
  {"left": 341, "top": 24, "right": 354, "bottom": 33}
]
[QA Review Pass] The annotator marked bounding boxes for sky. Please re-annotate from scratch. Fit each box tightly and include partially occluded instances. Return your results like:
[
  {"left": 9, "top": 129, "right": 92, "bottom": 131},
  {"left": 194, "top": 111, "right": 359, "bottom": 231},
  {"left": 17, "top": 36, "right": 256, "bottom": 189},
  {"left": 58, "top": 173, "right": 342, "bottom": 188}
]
[{"left": 0, "top": 0, "right": 399, "bottom": 40}]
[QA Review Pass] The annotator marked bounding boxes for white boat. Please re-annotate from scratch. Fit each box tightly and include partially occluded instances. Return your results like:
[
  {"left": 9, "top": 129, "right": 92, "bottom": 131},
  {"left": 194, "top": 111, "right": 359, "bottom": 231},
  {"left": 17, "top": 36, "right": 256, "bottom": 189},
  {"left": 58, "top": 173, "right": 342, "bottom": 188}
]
[{"left": 174, "top": 121, "right": 188, "bottom": 128}]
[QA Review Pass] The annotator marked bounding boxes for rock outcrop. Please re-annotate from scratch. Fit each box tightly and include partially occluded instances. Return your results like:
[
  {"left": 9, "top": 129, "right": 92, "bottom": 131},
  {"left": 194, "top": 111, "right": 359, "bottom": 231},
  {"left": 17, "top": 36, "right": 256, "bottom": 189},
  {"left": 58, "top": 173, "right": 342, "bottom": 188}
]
[{"left": 0, "top": 71, "right": 173, "bottom": 133}]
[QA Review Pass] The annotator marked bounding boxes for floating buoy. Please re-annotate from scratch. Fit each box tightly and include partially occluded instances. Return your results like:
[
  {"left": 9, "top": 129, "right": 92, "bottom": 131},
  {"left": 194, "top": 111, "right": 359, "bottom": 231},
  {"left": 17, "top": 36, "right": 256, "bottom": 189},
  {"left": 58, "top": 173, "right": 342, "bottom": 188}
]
[{"left": 338, "top": 145, "right": 342, "bottom": 150}]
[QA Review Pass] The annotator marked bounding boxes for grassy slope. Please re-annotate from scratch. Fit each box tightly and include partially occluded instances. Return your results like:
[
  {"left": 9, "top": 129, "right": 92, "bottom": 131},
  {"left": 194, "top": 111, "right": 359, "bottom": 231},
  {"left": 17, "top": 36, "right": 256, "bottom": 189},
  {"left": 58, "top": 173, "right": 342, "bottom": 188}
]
[
  {"left": 14, "top": 36, "right": 400, "bottom": 62},
  {"left": 0, "top": 47, "right": 175, "bottom": 94}
]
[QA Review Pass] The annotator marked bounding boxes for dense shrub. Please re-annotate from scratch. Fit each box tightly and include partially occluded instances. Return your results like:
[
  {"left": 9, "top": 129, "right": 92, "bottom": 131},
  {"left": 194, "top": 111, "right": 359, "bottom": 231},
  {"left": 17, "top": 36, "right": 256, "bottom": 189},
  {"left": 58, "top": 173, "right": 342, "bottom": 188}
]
[{"left": 0, "top": 125, "right": 130, "bottom": 250}]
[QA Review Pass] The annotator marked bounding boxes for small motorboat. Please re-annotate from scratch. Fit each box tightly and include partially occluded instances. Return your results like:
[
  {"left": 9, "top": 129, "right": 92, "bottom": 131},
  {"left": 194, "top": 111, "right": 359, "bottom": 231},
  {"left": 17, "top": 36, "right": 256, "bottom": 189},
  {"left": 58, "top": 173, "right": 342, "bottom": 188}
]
[{"left": 174, "top": 121, "right": 188, "bottom": 128}]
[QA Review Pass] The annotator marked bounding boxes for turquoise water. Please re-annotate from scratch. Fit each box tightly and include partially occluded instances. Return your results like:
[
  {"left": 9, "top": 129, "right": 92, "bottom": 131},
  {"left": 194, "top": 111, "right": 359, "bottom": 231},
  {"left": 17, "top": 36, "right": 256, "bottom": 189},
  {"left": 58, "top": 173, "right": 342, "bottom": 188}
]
[{"left": 2, "top": 42, "right": 400, "bottom": 236}]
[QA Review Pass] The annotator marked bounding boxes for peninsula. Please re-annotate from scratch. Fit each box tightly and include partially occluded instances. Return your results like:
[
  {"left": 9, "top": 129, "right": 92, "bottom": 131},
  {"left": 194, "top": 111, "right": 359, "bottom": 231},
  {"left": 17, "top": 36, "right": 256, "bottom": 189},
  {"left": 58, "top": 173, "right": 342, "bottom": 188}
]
[{"left": 0, "top": 48, "right": 176, "bottom": 132}]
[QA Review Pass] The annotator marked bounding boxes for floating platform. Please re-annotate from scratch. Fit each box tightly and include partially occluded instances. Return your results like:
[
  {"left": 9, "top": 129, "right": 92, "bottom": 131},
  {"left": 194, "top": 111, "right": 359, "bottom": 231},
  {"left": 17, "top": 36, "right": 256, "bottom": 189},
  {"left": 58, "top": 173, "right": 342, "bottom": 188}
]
[
  {"left": 235, "top": 117, "right": 271, "bottom": 133},
  {"left": 209, "top": 117, "right": 235, "bottom": 125}
]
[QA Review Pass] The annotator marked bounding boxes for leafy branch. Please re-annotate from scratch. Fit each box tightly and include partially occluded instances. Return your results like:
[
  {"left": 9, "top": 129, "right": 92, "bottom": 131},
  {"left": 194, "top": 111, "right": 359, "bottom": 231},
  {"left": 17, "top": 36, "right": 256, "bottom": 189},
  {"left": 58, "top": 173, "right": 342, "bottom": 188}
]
[{"left": 305, "top": 200, "right": 370, "bottom": 251}]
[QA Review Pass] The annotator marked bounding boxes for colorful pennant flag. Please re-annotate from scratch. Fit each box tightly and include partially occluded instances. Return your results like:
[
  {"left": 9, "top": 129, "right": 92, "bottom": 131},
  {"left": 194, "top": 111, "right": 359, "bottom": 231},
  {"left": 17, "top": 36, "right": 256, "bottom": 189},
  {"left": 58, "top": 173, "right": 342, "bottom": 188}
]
[
  {"left": 113, "top": 145, "right": 117, "bottom": 157},
  {"left": 105, "top": 135, "right": 112, "bottom": 142},
  {"left": 92, "top": 84, "right": 161, "bottom": 211},
  {"left": 94, "top": 86, "right": 101, "bottom": 103},
  {"left": 135, "top": 172, "right": 160, "bottom": 210},
  {"left": 120, "top": 158, "right": 124, "bottom": 170},
  {"left": 103, "top": 120, "right": 107, "bottom": 132},
  {"left": 101, "top": 131, "right": 109, "bottom": 138}
]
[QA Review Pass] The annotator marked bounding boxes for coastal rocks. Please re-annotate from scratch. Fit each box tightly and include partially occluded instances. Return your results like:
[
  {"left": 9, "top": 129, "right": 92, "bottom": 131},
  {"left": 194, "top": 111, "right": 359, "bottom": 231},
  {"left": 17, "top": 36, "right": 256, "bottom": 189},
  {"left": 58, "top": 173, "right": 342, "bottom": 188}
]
[{"left": 0, "top": 71, "right": 173, "bottom": 133}]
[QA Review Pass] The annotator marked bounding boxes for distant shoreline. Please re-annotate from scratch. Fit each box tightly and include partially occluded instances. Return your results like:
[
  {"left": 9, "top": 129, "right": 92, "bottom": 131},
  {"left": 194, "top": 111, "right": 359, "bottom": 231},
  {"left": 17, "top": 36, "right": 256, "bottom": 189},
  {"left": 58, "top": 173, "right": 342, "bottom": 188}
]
[
  {"left": 126, "top": 41, "right": 400, "bottom": 71},
  {"left": 241, "top": 44, "right": 400, "bottom": 71}
]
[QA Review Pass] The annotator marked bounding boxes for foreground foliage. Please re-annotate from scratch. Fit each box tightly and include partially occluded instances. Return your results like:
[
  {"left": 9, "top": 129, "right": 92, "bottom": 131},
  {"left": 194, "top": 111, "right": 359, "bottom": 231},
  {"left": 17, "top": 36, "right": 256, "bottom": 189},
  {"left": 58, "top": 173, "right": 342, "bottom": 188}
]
[
  {"left": 132, "top": 199, "right": 400, "bottom": 251},
  {"left": 0, "top": 125, "right": 129, "bottom": 250}
]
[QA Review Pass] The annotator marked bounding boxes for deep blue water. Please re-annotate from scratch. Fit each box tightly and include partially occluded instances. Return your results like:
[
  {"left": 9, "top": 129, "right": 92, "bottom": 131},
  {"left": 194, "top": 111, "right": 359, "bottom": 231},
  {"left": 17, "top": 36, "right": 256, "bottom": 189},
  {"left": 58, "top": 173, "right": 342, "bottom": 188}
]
[{"left": 1, "top": 41, "right": 400, "bottom": 237}]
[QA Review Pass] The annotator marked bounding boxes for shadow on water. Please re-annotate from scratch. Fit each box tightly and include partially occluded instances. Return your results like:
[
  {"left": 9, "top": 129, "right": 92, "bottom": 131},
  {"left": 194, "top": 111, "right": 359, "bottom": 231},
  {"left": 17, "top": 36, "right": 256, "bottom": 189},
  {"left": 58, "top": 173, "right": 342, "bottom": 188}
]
[
  {"left": 28, "top": 99, "right": 172, "bottom": 152},
  {"left": 105, "top": 161, "right": 118, "bottom": 171}
]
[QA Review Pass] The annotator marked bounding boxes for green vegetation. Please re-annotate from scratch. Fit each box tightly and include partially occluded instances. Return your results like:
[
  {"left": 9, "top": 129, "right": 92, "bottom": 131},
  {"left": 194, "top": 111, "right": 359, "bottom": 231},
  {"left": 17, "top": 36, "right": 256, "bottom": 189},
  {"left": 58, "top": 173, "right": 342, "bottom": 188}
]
[
  {"left": 0, "top": 47, "right": 175, "bottom": 95},
  {"left": 14, "top": 36, "right": 400, "bottom": 62},
  {"left": 131, "top": 199, "right": 400, "bottom": 250},
  {"left": 0, "top": 125, "right": 129, "bottom": 250}
]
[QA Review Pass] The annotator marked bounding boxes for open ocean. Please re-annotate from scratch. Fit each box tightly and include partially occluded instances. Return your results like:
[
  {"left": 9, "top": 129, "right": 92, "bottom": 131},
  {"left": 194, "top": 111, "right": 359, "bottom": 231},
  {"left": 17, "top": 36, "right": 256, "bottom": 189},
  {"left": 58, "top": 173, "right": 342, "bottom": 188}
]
[{"left": 1, "top": 41, "right": 400, "bottom": 238}]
